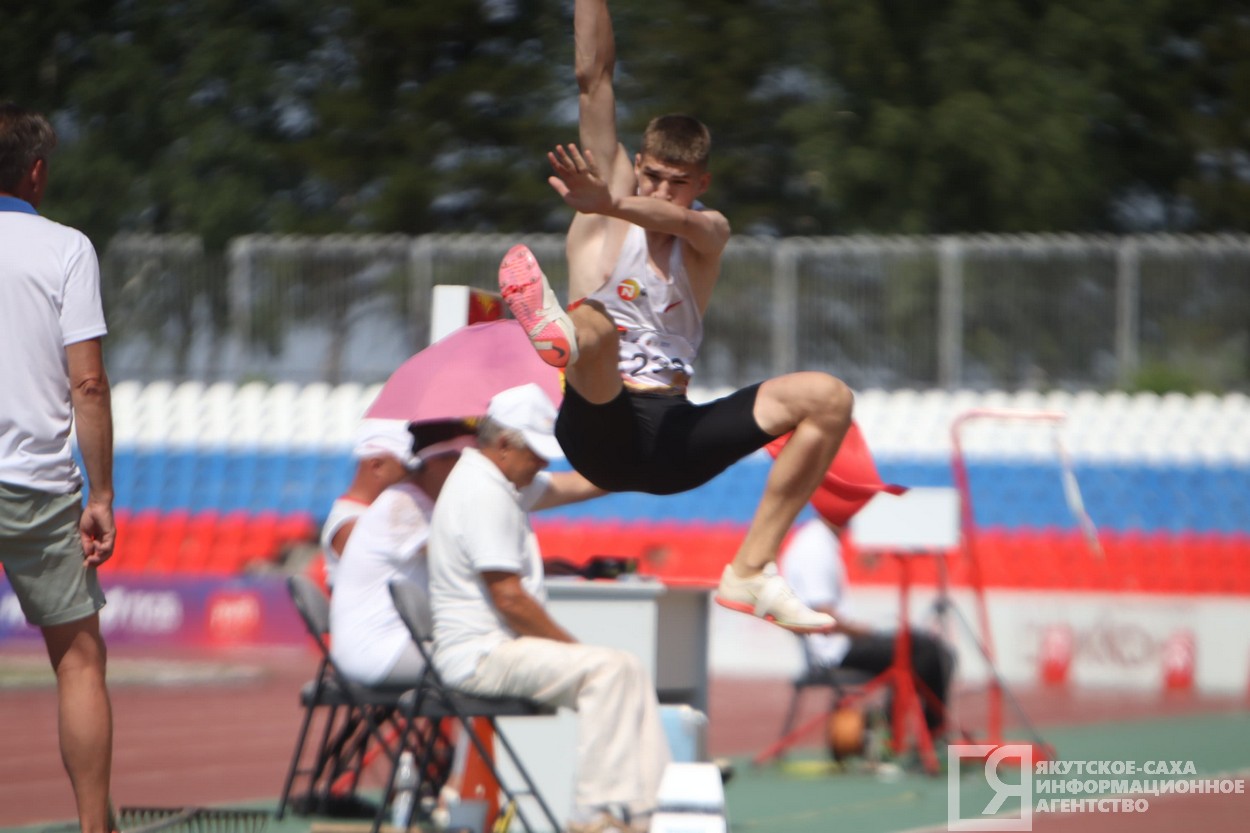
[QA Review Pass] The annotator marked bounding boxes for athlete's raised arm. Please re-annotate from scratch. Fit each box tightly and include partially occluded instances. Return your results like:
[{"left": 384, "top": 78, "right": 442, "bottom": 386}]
[{"left": 573, "top": 0, "right": 632, "bottom": 194}]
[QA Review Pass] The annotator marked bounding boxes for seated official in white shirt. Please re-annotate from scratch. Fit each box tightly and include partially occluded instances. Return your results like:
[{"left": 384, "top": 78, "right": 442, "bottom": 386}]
[
  {"left": 429, "top": 383, "right": 668, "bottom": 833},
  {"left": 320, "top": 418, "right": 416, "bottom": 589},
  {"left": 329, "top": 421, "right": 473, "bottom": 687}
]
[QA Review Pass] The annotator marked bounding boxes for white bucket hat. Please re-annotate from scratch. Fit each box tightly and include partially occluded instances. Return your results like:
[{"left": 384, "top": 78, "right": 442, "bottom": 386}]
[{"left": 352, "top": 418, "right": 417, "bottom": 468}]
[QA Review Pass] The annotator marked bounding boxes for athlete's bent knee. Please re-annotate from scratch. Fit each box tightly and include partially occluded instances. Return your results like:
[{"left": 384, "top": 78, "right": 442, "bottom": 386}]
[{"left": 807, "top": 373, "right": 854, "bottom": 424}]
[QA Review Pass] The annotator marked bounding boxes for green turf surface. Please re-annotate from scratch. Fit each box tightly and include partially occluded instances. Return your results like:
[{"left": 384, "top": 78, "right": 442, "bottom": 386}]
[{"left": 725, "top": 710, "right": 1250, "bottom": 833}]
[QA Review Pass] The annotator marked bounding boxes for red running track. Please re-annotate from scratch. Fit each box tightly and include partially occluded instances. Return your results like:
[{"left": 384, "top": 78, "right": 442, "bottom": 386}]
[{"left": 1, "top": 646, "right": 1244, "bottom": 829}]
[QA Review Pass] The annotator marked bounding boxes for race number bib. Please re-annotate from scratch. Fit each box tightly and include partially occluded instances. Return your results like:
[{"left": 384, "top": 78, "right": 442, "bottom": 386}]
[{"left": 619, "top": 329, "right": 696, "bottom": 390}]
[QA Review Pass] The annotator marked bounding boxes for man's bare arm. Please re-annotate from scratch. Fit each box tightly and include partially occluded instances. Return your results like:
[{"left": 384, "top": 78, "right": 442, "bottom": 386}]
[
  {"left": 530, "top": 470, "right": 607, "bottom": 512},
  {"left": 602, "top": 195, "right": 730, "bottom": 257},
  {"left": 66, "top": 338, "right": 115, "bottom": 566},
  {"left": 329, "top": 520, "right": 357, "bottom": 558},
  {"left": 574, "top": 0, "right": 626, "bottom": 185},
  {"left": 565, "top": 0, "right": 636, "bottom": 300},
  {"left": 483, "top": 571, "right": 576, "bottom": 642}
]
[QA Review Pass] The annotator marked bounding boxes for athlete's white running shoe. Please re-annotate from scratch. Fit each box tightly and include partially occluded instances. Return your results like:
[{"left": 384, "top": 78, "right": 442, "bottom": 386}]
[
  {"left": 498, "top": 244, "right": 579, "bottom": 368},
  {"left": 714, "top": 564, "right": 836, "bottom": 633}
]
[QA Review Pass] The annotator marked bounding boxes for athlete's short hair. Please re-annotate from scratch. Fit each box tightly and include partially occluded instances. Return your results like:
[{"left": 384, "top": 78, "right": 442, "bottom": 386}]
[
  {"left": 640, "top": 114, "right": 711, "bottom": 170},
  {"left": 0, "top": 103, "right": 57, "bottom": 193}
]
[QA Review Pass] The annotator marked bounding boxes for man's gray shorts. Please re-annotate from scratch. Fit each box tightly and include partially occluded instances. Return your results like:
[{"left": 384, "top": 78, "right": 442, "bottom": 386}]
[{"left": 0, "top": 481, "right": 106, "bottom": 627}]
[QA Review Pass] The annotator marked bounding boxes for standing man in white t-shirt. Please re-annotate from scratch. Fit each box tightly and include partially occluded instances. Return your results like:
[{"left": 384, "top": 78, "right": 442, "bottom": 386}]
[
  {"left": 328, "top": 421, "right": 474, "bottom": 687},
  {"left": 319, "top": 418, "right": 417, "bottom": 589},
  {"left": 429, "top": 384, "right": 664, "bottom": 833},
  {"left": 0, "top": 103, "right": 116, "bottom": 833}
]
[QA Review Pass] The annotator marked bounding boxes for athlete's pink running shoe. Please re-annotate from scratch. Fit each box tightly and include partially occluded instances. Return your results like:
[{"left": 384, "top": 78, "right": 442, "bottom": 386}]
[{"left": 498, "top": 244, "right": 579, "bottom": 368}]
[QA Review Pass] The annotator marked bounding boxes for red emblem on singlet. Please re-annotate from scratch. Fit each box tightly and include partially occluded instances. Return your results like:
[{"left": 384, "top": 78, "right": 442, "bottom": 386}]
[{"left": 617, "top": 278, "right": 642, "bottom": 302}]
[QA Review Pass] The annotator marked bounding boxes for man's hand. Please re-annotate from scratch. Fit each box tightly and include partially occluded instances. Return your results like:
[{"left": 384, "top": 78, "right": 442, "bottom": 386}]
[
  {"left": 79, "top": 499, "right": 115, "bottom": 567},
  {"left": 548, "top": 143, "right": 614, "bottom": 216}
]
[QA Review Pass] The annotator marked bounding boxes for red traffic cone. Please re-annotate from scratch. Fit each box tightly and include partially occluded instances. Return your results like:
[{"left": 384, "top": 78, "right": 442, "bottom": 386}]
[
  {"left": 1161, "top": 629, "right": 1196, "bottom": 692},
  {"left": 1039, "top": 624, "right": 1074, "bottom": 687}
]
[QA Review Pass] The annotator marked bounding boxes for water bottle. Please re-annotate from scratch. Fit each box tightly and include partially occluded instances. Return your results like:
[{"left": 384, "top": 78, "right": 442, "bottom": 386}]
[
  {"left": 391, "top": 750, "right": 418, "bottom": 830},
  {"left": 865, "top": 704, "right": 886, "bottom": 768}
]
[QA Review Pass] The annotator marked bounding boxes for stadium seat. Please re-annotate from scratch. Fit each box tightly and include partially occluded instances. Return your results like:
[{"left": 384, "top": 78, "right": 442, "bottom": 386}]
[
  {"left": 118, "top": 509, "right": 162, "bottom": 572},
  {"left": 208, "top": 512, "right": 252, "bottom": 573},
  {"left": 108, "top": 509, "right": 139, "bottom": 571},
  {"left": 147, "top": 509, "right": 190, "bottom": 574},
  {"left": 235, "top": 511, "right": 283, "bottom": 571},
  {"left": 277, "top": 513, "right": 317, "bottom": 550},
  {"left": 179, "top": 512, "right": 220, "bottom": 574}
]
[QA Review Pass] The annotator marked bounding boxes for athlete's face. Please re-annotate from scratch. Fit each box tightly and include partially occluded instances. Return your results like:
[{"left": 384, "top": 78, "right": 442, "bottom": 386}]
[{"left": 634, "top": 154, "right": 709, "bottom": 208}]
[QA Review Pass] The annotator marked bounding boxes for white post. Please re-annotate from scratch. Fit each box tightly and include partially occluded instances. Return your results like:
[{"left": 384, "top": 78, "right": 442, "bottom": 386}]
[
  {"left": 1115, "top": 237, "right": 1140, "bottom": 388},
  {"left": 938, "top": 236, "right": 964, "bottom": 390},
  {"left": 771, "top": 241, "right": 799, "bottom": 380}
]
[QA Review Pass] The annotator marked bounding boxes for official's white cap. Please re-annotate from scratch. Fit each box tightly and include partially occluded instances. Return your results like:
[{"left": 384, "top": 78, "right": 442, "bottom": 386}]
[
  {"left": 353, "top": 418, "right": 417, "bottom": 468},
  {"left": 486, "top": 383, "right": 563, "bottom": 462}
]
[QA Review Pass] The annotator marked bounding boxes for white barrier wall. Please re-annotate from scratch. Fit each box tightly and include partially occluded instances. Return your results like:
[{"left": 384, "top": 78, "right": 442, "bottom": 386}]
[{"left": 708, "top": 587, "right": 1250, "bottom": 696}]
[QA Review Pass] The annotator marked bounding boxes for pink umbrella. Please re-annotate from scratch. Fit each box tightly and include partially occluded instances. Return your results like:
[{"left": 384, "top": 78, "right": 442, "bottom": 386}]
[{"left": 366, "top": 319, "right": 563, "bottom": 423}]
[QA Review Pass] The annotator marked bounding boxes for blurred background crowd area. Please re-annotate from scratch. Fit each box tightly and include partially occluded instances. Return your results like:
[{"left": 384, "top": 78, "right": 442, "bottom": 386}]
[{"left": 96, "top": 381, "right": 1250, "bottom": 598}]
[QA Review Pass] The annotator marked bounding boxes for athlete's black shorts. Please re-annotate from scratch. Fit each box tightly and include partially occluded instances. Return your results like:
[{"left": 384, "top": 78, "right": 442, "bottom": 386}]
[{"left": 555, "top": 382, "right": 774, "bottom": 495}]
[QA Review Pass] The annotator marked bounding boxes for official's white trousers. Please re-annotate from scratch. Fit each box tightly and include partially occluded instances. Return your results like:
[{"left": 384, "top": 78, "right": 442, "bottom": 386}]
[{"left": 459, "top": 637, "right": 671, "bottom": 819}]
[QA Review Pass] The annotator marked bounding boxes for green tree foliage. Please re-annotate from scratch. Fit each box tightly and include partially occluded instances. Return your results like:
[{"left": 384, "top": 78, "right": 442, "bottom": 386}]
[
  {"left": 3, "top": 0, "right": 1247, "bottom": 242},
  {"left": 792, "top": 1, "right": 1134, "bottom": 232},
  {"left": 1166, "top": 0, "right": 1250, "bottom": 230},
  {"left": 6, "top": 1, "right": 321, "bottom": 247},
  {"left": 290, "top": 0, "right": 569, "bottom": 233}
]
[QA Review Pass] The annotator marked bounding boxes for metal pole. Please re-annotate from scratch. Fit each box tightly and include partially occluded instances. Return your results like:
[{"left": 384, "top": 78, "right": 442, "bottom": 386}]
[
  {"left": 1115, "top": 238, "right": 1141, "bottom": 388},
  {"left": 771, "top": 241, "right": 799, "bottom": 379},
  {"left": 938, "top": 237, "right": 964, "bottom": 389},
  {"left": 409, "top": 236, "right": 436, "bottom": 349},
  {"left": 226, "top": 236, "right": 254, "bottom": 381}
]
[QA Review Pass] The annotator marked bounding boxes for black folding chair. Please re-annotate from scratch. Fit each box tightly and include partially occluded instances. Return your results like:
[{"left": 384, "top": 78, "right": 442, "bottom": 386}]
[
  {"left": 753, "top": 635, "right": 874, "bottom": 765},
  {"left": 380, "top": 579, "right": 561, "bottom": 833},
  {"left": 277, "top": 574, "right": 410, "bottom": 819}
]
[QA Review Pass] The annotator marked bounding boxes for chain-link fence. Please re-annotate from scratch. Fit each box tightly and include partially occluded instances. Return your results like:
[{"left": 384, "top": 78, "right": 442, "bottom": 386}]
[{"left": 100, "top": 232, "right": 1250, "bottom": 392}]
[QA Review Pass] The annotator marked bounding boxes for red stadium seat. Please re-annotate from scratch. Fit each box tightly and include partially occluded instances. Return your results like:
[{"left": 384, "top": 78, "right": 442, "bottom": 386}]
[
  {"left": 180, "top": 512, "right": 221, "bottom": 574},
  {"left": 123, "top": 509, "right": 163, "bottom": 572},
  {"left": 210, "top": 511, "right": 250, "bottom": 563},
  {"left": 236, "top": 511, "right": 281, "bottom": 571},
  {"left": 275, "top": 512, "right": 316, "bottom": 549},
  {"left": 147, "top": 510, "right": 190, "bottom": 574}
]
